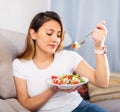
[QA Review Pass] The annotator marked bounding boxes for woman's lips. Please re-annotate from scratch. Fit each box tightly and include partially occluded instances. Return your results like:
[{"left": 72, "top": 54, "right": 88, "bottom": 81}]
[{"left": 49, "top": 44, "right": 57, "bottom": 48}]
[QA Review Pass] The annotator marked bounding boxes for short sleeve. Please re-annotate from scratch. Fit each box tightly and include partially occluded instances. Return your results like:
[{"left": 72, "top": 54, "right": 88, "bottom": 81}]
[
  {"left": 69, "top": 51, "right": 83, "bottom": 70},
  {"left": 12, "top": 59, "right": 26, "bottom": 79},
  {"left": 58, "top": 50, "right": 83, "bottom": 71}
]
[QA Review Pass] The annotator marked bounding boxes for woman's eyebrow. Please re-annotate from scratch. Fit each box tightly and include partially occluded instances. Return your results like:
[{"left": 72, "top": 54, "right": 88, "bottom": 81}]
[
  {"left": 45, "top": 29, "right": 54, "bottom": 31},
  {"left": 45, "top": 28, "right": 61, "bottom": 32}
]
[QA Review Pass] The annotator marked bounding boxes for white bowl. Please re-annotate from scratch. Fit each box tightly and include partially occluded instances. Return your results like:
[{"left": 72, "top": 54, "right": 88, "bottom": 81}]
[{"left": 46, "top": 77, "right": 89, "bottom": 89}]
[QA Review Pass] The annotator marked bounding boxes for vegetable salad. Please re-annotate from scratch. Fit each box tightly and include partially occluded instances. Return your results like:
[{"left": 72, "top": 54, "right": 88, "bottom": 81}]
[{"left": 51, "top": 74, "right": 85, "bottom": 85}]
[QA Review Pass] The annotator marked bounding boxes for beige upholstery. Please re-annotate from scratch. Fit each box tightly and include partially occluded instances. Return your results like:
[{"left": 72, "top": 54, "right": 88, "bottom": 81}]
[
  {"left": 88, "top": 73, "right": 120, "bottom": 102},
  {"left": 0, "top": 28, "right": 30, "bottom": 112}
]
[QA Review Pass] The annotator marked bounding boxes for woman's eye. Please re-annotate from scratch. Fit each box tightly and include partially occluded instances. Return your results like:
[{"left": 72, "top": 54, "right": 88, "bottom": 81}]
[
  {"left": 46, "top": 32, "right": 62, "bottom": 38},
  {"left": 47, "top": 33, "right": 52, "bottom": 36},
  {"left": 57, "top": 35, "right": 61, "bottom": 38},
  {"left": 57, "top": 32, "right": 62, "bottom": 38}
]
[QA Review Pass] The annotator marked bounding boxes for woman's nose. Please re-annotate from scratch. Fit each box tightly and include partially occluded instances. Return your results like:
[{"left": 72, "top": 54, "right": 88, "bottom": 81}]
[{"left": 52, "top": 35, "right": 59, "bottom": 41}]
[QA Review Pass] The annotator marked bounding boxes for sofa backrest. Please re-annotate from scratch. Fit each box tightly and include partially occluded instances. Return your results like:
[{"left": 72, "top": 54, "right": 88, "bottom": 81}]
[{"left": 0, "top": 28, "right": 26, "bottom": 99}]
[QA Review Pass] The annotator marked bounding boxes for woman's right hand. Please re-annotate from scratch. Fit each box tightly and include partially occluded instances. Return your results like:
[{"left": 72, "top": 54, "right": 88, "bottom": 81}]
[{"left": 51, "top": 86, "right": 78, "bottom": 93}]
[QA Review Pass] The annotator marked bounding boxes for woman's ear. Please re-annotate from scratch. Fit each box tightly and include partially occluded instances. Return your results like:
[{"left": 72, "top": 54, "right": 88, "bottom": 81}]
[{"left": 30, "top": 29, "right": 36, "bottom": 40}]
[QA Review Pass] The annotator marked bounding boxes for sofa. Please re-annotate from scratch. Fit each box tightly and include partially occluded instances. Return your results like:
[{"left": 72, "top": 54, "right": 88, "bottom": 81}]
[
  {"left": 0, "top": 28, "right": 120, "bottom": 112},
  {"left": 0, "top": 28, "right": 30, "bottom": 112},
  {"left": 87, "top": 73, "right": 120, "bottom": 112}
]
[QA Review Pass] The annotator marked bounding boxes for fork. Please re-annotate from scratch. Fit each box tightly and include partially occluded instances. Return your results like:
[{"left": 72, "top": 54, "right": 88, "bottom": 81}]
[
  {"left": 72, "top": 32, "right": 92, "bottom": 49},
  {"left": 79, "top": 32, "right": 92, "bottom": 45}
]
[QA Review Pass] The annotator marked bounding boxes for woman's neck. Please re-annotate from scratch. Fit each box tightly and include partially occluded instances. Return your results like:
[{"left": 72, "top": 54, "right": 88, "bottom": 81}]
[{"left": 33, "top": 51, "right": 54, "bottom": 70}]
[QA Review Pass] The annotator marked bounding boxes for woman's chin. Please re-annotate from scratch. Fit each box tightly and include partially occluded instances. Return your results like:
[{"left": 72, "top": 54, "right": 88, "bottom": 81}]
[{"left": 47, "top": 49, "right": 56, "bottom": 54}]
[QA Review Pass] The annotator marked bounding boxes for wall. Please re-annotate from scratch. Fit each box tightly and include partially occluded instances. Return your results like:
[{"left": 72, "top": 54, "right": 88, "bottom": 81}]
[{"left": 0, "top": 0, "right": 50, "bottom": 34}]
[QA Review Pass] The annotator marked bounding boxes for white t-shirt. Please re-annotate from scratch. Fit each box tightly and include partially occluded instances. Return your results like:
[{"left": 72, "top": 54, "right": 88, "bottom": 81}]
[{"left": 12, "top": 50, "right": 83, "bottom": 112}]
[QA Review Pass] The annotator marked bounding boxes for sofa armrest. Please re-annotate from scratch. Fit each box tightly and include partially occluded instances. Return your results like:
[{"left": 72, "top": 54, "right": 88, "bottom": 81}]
[
  {"left": 0, "top": 98, "right": 31, "bottom": 112},
  {"left": 0, "top": 99, "right": 16, "bottom": 112},
  {"left": 88, "top": 73, "right": 120, "bottom": 102},
  {"left": 5, "top": 98, "right": 31, "bottom": 112}
]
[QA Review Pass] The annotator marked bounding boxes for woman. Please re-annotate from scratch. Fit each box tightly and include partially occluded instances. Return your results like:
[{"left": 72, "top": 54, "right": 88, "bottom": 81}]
[{"left": 12, "top": 11, "right": 109, "bottom": 112}]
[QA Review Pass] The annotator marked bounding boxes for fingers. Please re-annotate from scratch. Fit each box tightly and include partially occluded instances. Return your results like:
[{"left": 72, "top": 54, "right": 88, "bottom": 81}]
[
  {"left": 93, "top": 20, "right": 107, "bottom": 38},
  {"left": 51, "top": 86, "right": 74, "bottom": 93},
  {"left": 51, "top": 86, "right": 81, "bottom": 93},
  {"left": 100, "top": 20, "right": 105, "bottom": 25},
  {"left": 96, "top": 20, "right": 107, "bottom": 33},
  {"left": 92, "top": 20, "right": 108, "bottom": 49}
]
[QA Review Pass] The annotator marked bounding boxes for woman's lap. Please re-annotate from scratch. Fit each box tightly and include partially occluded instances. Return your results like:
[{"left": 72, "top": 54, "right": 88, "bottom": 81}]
[{"left": 72, "top": 100, "right": 108, "bottom": 112}]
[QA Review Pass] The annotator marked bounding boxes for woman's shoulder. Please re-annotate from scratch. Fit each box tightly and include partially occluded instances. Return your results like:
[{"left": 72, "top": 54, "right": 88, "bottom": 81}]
[
  {"left": 56, "top": 49, "right": 81, "bottom": 57},
  {"left": 12, "top": 58, "right": 31, "bottom": 66}
]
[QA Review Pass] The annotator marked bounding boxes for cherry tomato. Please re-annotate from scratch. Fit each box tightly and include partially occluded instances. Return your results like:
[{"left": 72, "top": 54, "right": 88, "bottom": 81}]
[
  {"left": 73, "top": 81, "right": 79, "bottom": 84},
  {"left": 72, "top": 44, "right": 76, "bottom": 49},
  {"left": 51, "top": 75, "right": 58, "bottom": 79}
]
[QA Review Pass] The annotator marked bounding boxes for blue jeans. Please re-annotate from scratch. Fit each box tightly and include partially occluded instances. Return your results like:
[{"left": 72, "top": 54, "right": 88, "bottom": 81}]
[{"left": 72, "top": 100, "right": 108, "bottom": 112}]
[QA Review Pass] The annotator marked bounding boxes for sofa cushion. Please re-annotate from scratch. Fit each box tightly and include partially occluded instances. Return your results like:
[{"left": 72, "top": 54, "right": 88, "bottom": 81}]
[
  {"left": 88, "top": 73, "right": 120, "bottom": 102},
  {"left": 6, "top": 98, "right": 30, "bottom": 112},
  {"left": 0, "top": 28, "right": 26, "bottom": 98},
  {"left": 0, "top": 99, "right": 15, "bottom": 112},
  {"left": 93, "top": 99, "right": 120, "bottom": 112}
]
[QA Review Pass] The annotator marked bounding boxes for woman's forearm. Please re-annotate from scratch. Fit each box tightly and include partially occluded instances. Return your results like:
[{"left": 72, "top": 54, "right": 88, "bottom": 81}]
[
  {"left": 18, "top": 87, "right": 57, "bottom": 112},
  {"left": 95, "top": 54, "right": 110, "bottom": 88}
]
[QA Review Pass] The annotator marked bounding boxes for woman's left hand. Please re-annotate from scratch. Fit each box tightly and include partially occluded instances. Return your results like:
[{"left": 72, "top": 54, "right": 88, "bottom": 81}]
[
  {"left": 92, "top": 20, "right": 108, "bottom": 50},
  {"left": 51, "top": 86, "right": 79, "bottom": 93}
]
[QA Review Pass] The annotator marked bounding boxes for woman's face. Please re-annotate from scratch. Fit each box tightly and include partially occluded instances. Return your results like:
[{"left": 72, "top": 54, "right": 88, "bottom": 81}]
[{"left": 31, "top": 20, "right": 62, "bottom": 55}]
